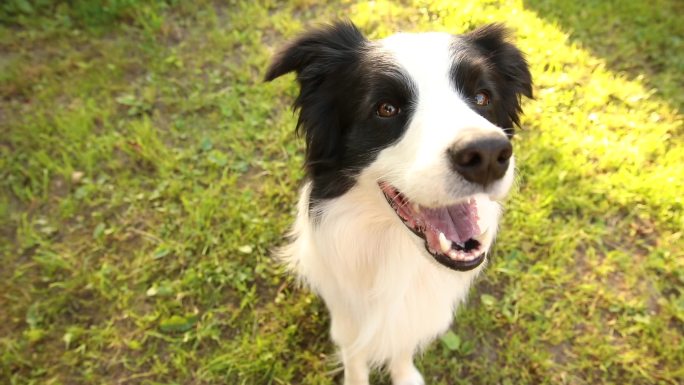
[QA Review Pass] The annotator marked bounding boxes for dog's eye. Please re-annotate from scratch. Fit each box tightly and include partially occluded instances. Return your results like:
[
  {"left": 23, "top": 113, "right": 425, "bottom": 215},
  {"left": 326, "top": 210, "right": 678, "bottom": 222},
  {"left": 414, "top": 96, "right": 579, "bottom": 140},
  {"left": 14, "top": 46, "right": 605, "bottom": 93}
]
[
  {"left": 377, "top": 102, "right": 400, "bottom": 118},
  {"left": 475, "top": 91, "right": 490, "bottom": 106}
]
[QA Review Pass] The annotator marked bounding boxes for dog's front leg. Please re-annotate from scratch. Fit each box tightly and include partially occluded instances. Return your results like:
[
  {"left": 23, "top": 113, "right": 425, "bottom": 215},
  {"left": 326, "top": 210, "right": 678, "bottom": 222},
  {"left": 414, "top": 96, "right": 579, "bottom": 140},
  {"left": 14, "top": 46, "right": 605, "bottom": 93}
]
[
  {"left": 389, "top": 351, "right": 424, "bottom": 385},
  {"left": 340, "top": 347, "right": 369, "bottom": 385}
]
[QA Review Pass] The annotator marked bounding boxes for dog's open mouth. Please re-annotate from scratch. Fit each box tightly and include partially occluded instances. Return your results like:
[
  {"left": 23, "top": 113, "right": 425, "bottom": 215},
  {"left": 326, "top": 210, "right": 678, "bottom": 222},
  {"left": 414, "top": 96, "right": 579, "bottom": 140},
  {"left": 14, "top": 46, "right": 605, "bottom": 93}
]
[{"left": 380, "top": 182, "right": 487, "bottom": 271}]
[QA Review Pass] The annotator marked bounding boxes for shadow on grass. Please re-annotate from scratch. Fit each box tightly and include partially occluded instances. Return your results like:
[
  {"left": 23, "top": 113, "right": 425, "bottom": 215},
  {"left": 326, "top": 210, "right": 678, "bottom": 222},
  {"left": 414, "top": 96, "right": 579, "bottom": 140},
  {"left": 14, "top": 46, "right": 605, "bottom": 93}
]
[{"left": 524, "top": 0, "right": 684, "bottom": 112}]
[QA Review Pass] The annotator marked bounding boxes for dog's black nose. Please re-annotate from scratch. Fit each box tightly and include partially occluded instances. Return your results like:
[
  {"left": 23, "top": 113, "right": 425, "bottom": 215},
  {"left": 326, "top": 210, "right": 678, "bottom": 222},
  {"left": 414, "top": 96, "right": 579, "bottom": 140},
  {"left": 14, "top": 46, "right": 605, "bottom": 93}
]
[{"left": 448, "top": 133, "right": 512, "bottom": 187}]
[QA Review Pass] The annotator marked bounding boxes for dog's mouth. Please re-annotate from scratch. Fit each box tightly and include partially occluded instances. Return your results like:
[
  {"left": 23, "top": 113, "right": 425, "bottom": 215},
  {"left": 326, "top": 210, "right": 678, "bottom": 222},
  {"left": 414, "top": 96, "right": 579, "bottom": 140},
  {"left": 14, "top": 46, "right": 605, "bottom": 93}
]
[{"left": 379, "top": 182, "right": 487, "bottom": 271}]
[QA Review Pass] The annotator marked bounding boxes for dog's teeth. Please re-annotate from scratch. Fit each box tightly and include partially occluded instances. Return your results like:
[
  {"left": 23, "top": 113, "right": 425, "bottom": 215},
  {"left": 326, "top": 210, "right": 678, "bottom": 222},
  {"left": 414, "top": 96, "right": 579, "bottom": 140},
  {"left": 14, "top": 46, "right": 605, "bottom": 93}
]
[
  {"left": 448, "top": 250, "right": 459, "bottom": 259},
  {"left": 438, "top": 232, "right": 451, "bottom": 253},
  {"left": 473, "top": 227, "right": 489, "bottom": 243},
  {"left": 412, "top": 203, "right": 420, "bottom": 212}
]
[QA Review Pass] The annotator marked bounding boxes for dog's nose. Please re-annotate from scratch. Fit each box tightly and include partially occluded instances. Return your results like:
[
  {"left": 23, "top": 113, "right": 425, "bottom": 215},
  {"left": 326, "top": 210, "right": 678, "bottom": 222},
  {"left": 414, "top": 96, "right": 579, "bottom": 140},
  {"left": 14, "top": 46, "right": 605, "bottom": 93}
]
[{"left": 448, "top": 133, "right": 512, "bottom": 187}]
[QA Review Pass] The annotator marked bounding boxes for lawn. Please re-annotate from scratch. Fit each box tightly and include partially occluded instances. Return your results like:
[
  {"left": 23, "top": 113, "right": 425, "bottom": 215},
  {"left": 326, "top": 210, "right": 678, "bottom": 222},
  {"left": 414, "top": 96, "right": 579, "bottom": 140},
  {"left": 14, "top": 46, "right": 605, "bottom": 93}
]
[{"left": 1, "top": 0, "right": 682, "bottom": 384}]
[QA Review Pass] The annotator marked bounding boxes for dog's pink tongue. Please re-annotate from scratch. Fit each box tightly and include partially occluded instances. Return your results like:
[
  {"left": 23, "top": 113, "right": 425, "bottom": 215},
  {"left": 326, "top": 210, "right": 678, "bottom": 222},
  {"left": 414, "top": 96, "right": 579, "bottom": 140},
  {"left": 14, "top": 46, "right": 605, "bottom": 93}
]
[{"left": 421, "top": 199, "right": 480, "bottom": 244}]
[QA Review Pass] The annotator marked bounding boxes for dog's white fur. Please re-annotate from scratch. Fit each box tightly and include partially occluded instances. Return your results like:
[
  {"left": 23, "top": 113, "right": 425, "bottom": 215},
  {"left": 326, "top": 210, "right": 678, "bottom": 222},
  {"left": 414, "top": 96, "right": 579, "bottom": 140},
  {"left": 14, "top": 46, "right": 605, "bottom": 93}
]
[{"left": 280, "top": 33, "right": 515, "bottom": 385}]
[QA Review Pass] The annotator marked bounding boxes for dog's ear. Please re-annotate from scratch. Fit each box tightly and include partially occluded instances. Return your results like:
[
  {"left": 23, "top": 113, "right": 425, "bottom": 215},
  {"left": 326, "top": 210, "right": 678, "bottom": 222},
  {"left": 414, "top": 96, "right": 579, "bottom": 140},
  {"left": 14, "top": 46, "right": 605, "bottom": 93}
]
[
  {"left": 264, "top": 20, "right": 366, "bottom": 82},
  {"left": 465, "top": 24, "right": 533, "bottom": 127},
  {"left": 265, "top": 21, "right": 368, "bottom": 174}
]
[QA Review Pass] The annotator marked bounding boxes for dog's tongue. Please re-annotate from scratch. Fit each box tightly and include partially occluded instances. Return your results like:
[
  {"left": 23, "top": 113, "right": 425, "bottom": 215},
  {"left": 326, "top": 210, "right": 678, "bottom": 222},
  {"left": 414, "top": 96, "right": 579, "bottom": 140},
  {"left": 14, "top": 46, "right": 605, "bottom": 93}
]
[{"left": 421, "top": 199, "right": 480, "bottom": 245}]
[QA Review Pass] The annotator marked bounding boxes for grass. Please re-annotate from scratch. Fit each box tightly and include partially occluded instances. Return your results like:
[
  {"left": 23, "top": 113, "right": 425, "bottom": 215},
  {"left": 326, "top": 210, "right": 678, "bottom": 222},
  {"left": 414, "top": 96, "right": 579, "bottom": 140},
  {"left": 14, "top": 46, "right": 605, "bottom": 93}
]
[{"left": 0, "top": 0, "right": 682, "bottom": 384}]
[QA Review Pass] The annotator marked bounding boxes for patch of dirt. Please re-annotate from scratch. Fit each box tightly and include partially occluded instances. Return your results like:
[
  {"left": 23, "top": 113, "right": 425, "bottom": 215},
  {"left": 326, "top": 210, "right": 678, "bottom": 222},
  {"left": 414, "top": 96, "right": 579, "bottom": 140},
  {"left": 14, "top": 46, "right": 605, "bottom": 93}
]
[{"left": 235, "top": 163, "right": 266, "bottom": 190}]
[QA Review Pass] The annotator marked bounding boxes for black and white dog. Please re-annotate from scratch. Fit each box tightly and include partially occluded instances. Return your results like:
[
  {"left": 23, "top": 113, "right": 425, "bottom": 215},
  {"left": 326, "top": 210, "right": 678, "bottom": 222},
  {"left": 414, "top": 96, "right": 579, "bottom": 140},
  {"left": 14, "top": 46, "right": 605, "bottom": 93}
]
[{"left": 266, "top": 21, "right": 532, "bottom": 385}]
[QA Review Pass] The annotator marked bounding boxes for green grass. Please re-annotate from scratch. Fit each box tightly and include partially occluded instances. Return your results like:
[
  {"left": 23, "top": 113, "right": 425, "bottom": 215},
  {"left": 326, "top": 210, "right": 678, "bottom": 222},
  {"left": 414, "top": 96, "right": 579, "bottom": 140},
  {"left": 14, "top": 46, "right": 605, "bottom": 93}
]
[{"left": 1, "top": 0, "right": 682, "bottom": 384}]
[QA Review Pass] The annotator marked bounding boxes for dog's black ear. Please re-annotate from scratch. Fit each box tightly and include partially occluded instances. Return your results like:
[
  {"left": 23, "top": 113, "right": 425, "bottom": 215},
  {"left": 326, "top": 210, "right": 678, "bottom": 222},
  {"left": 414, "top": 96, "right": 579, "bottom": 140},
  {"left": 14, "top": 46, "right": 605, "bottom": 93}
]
[
  {"left": 465, "top": 24, "right": 533, "bottom": 127},
  {"left": 264, "top": 20, "right": 366, "bottom": 82},
  {"left": 264, "top": 21, "right": 368, "bottom": 175}
]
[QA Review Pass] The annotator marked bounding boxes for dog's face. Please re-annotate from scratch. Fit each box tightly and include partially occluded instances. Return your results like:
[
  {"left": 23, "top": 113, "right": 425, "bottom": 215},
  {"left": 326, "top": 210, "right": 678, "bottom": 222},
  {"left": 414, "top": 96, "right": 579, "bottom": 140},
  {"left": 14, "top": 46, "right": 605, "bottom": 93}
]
[{"left": 266, "top": 21, "right": 532, "bottom": 271}]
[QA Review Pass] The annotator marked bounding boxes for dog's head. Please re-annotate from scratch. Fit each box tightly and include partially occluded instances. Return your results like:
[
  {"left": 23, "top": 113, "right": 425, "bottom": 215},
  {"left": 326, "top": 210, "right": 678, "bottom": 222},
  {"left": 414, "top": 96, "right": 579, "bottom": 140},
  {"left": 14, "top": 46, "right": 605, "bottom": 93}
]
[{"left": 266, "top": 21, "right": 532, "bottom": 271}]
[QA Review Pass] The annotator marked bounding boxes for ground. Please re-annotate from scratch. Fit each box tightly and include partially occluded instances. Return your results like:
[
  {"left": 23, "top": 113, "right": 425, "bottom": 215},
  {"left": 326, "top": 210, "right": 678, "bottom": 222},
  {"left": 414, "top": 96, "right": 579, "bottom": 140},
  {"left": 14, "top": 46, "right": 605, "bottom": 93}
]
[{"left": 0, "top": 0, "right": 682, "bottom": 384}]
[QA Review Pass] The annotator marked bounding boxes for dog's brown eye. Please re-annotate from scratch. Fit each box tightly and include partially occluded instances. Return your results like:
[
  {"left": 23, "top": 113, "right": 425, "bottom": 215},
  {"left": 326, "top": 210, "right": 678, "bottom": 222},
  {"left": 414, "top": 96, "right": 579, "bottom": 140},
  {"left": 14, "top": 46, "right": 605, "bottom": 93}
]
[
  {"left": 377, "top": 102, "right": 400, "bottom": 117},
  {"left": 475, "top": 91, "right": 490, "bottom": 106}
]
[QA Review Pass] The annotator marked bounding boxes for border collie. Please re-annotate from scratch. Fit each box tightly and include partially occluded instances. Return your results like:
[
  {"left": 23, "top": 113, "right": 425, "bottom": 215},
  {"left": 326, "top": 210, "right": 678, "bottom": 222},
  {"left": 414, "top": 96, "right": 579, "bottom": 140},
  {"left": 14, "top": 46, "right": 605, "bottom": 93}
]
[{"left": 266, "top": 21, "right": 532, "bottom": 385}]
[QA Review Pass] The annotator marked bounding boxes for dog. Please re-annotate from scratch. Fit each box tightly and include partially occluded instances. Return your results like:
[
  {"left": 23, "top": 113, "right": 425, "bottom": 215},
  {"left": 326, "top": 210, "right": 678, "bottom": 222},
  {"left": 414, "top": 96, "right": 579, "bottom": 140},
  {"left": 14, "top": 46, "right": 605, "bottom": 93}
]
[{"left": 265, "top": 20, "right": 532, "bottom": 385}]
